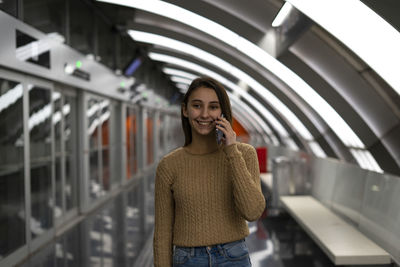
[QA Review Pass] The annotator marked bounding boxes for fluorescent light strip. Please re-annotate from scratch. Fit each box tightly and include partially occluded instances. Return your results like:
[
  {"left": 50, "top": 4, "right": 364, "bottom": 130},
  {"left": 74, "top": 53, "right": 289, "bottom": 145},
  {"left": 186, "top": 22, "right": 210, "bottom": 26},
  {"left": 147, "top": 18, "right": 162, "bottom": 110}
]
[
  {"left": 175, "top": 83, "right": 189, "bottom": 93},
  {"left": 149, "top": 52, "right": 291, "bottom": 138},
  {"left": 163, "top": 67, "right": 198, "bottom": 81},
  {"left": 272, "top": 2, "right": 293, "bottom": 27},
  {"left": 350, "top": 149, "right": 382, "bottom": 173},
  {"left": 170, "top": 76, "right": 192, "bottom": 85},
  {"left": 287, "top": 0, "right": 400, "bottom": 96},
  {"left": 129, "top": 30, "right": 312, "bottom": 141},
  {"left": 100, "top": 0, "right": 364, "bottom": 148},
  {"left": 308, "top": 141, "right": 326, "bottom": 158},
  {"left": 0, "top": 84, "right": 23, "bottom": 113}
]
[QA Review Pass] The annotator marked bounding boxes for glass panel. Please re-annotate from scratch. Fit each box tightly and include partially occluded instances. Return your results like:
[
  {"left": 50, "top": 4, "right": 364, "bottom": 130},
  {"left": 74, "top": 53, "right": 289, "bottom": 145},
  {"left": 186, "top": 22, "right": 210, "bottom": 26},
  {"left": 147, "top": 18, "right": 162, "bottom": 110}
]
[
  {"left": 100, "top": 100, "right": 110, "bottom": 190},
  {"left": 29, "top": 85, "right": 53, "bottom": 239},
  {"left": 53, "top": 92, "right": 62, "bottom": 153},
  {"left": 89, "top": 213, "right": 103, "bottom": 265},
  {"left": 100, "top": 100, "right": 110, "bottom": 148},
  {"left": 0, "top": 0, "right": 17, "bottom": 17},
  {"left": 54, "top": 92, "right": 63, "bottom": 220},
  {"left": 89, "top": 151, "right": 101, "bottom": 200},
  {"left": 102, "top": 149, "right": 110, "bottom": 191},
  {"left": 55, "top": 157, "right": 62, "bottom": 219},
  {"left": 146, "top": 114, "right": 154, "bottom": 165},
  {"left": 158, "top": 115, "right": 164, "bottom": 156},
  {"left": 64, "top": 96, "right": 77, "bottom": 211},
  {"left": 102, "top": 202, "right": 115, "bottom": 266},
  {"left": 23, "top": 0, "right": 66, "bottom": 38},
  {"left": 87, "top": 98, "right": 98, "bottom": 150},
  {"left": 0, "top": 78, "right": 25, "bottom": 258},
  {"left": 126, "top": 185, "right": 142, "bottom": 265},
  {"left": 125, "top": 107, "right": 132, "bottom": 180},
  {"left": 132, "top": 114, "right": 137, "bottom": 174}
]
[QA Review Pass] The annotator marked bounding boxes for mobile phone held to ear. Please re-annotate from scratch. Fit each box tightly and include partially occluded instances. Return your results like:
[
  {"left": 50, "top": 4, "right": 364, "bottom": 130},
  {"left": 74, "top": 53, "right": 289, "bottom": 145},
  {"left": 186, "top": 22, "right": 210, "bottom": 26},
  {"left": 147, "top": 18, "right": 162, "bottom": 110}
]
[{"left": 216, "top": 114, "right": 225, "bottom": 144}]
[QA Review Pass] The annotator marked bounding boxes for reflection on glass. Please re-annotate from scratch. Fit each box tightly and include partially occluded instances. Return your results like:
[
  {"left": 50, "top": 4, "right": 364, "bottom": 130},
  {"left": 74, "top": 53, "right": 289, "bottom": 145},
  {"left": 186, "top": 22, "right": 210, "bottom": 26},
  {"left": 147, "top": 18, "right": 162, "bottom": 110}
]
[
  {"left": 126, "top": 107, "right": 132, "bottom": 179},
  {"left": 0, "top": 78, "right": 26, "bottom": 258},
  {"left": 126, "top": 185, "right": 142, "bottom": 265},
  {"left": 54, "top": 92, "right": 63, "bottom": 220},
  {"left": 102, "top": 149, "right": 110, "bottom": 191},
  {"left": 53, "top": 92, "right": 62, "bottom": 153},
  {"left": 55, "top": 157, "right": 63, "bottom": 219},
  {"left": 100, "top": 102, "right": 111, "bottom": 190},
  {"left": 126, "top": 108, "right": 137, "bottom": 180},
  {"left": 159, "top": 115, "right": 164, "bottom": 155},
  {"left": 64, "top": 96, "right": 77, "bottom": 212},
  {"left": 89, "top": 151, "right": 102, "bottom": 200},
  {"left": 89, "top": 213, "right": 103, "bottom": 266},
  {"left": 11, "top": 183, "right": 148, "bottom": 266},
  {"left": 29, "top": 86, "right": 53, "bottom": 239},
  {"left": 102, "top": 202, "right": 115, "bottom": 266},
  {"left": 87, "top": 98, "right": 99, "bottom": 149},
  {"left": 147, "top": 114, "right": 154, "bottom": 165}
]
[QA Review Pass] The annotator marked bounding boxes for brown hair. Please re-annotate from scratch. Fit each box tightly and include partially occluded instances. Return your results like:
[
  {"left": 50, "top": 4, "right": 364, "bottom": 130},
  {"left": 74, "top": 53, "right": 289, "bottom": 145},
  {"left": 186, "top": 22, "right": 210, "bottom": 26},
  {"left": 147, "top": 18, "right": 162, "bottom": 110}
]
[{"left": 181, "top": 76, "right": 232, "bottom": 146}]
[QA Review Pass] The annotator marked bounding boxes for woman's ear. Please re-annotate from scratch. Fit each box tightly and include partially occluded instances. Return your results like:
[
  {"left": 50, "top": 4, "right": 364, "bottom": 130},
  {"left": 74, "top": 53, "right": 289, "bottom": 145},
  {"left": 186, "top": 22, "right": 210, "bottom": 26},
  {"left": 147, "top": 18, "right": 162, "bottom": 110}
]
[{"left": 182, "top": 103, "right": 188, "bottom": 118}]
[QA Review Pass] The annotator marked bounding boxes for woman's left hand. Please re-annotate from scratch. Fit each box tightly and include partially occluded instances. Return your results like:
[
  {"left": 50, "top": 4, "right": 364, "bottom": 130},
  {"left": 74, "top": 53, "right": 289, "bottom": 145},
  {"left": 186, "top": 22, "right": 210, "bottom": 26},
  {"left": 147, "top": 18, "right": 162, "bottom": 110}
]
[{"left": 216, "top": 115, "right": 237, "bottom": 146}]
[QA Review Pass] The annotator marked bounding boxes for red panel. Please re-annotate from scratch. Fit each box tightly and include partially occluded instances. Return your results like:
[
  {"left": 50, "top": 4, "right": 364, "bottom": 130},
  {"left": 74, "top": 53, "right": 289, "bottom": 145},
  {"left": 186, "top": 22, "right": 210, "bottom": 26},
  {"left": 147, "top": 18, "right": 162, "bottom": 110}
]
[{"left": 256, "top": 147, "right": 268, "bottom": 173}]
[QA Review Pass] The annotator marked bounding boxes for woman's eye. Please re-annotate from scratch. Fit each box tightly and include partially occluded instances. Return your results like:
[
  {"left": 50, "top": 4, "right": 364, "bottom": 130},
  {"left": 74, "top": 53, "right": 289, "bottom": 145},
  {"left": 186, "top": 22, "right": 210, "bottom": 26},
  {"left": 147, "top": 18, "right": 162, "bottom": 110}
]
[{"left": 210, "top": 106, "right": 219, "bottom": 110}]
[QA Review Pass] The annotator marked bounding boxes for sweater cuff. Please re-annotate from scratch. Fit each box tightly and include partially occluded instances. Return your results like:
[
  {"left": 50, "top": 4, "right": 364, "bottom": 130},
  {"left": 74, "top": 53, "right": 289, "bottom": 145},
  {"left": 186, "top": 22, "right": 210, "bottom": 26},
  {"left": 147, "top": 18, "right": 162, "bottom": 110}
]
[{"left": 223, "top": 143, "right": 241, "bottom": 157}]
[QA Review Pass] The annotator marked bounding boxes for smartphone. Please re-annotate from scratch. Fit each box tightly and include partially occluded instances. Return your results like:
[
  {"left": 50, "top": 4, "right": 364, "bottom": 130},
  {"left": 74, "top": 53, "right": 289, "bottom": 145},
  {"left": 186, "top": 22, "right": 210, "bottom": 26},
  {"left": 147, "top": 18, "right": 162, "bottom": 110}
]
[{"left": 216, "top": 114, "right": 225, "bottom": 144}]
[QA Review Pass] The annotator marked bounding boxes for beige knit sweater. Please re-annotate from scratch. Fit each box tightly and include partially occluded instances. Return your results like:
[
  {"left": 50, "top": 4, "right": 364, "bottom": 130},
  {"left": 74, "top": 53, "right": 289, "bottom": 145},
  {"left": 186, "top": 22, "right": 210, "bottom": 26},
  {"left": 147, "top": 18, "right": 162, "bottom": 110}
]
[{"left": 153, "top": 142, "right": 266, "bottom": 266}]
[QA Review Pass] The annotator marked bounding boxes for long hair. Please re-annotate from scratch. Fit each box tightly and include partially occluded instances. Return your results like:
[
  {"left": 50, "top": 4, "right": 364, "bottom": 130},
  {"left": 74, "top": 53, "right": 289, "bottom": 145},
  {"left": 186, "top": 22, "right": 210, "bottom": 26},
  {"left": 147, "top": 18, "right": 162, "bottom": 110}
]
[{"left": 181, "top": 76, "right": 232, "bottom": 146}]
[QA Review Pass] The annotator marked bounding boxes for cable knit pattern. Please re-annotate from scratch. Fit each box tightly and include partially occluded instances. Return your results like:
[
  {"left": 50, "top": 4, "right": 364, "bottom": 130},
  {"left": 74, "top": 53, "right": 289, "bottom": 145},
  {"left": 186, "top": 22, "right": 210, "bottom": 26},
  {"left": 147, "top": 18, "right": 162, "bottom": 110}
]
[{"left": 153, "top": 143, "right": 266, "bottom": 267}]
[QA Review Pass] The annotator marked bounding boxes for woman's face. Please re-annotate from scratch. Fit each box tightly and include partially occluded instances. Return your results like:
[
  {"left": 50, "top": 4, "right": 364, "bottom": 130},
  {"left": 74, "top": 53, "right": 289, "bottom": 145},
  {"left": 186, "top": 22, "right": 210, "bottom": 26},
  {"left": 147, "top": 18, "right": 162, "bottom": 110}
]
[{"left": 183, "top": 87, "right": 222, "bottom": 137}]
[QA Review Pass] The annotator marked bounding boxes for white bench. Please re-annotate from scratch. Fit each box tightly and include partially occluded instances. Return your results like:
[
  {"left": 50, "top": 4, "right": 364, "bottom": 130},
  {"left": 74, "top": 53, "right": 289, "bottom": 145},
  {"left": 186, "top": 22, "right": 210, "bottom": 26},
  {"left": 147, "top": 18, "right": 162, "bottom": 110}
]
[{"left": 280, "top": 195, "right": 391, "bottom": 265}]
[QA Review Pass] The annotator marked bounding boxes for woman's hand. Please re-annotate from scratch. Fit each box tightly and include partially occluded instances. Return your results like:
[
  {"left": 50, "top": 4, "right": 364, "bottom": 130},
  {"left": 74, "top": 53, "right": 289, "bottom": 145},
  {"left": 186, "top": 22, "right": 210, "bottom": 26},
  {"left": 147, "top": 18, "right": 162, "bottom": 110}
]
[{"left": 216, "top": 115, "right": 237, "bottom": 146}]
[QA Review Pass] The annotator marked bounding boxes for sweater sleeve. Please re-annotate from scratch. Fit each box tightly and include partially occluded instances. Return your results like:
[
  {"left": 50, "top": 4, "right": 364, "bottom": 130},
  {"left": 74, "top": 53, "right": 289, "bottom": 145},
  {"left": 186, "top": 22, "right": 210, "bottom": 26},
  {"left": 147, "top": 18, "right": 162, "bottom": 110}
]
[
  {"left": 153, "top": 159, "right": 175, "bottom": 267},
  {"left": 224, "top": 143, "right": 266, "bottom": 221}
]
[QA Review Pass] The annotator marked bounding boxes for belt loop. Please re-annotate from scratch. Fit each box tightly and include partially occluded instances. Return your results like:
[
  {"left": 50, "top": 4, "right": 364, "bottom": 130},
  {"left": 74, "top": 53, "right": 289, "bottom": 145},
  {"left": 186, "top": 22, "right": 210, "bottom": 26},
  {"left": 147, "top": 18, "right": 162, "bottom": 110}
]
[
  {"left": 190, "top": 247, "right": 195, "bottom": 257},
  {"left": 217, "top": 244, "right": 224, "bottom": 256}
]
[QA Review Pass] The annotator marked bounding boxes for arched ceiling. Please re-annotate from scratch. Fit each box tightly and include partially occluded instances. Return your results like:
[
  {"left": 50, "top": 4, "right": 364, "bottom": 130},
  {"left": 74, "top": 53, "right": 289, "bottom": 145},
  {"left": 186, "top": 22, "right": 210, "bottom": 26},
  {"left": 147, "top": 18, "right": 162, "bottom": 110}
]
[{"left": 95, "top": 0, "right": 400, "bottom": 175}]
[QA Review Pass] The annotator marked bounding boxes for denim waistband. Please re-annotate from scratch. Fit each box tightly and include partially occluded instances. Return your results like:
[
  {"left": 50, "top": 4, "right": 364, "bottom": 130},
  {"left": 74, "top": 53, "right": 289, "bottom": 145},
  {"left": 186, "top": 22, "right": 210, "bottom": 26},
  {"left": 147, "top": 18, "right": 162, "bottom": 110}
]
[{"left": 174, "top": 239, "right": 245, "bottom": 257}]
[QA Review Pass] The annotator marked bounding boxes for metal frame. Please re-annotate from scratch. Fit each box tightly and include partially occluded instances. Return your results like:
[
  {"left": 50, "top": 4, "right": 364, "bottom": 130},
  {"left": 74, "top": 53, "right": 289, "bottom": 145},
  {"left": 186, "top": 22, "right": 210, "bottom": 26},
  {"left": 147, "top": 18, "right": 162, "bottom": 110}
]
[
  {"left": 53, "top": 84, "right": 79, "bottom": 227},
  {"left": 24, "top": 74, "right": 56, "bottom": 253},
  {"left": 0, "top": 67, "right": 30, "bottom": 267}
]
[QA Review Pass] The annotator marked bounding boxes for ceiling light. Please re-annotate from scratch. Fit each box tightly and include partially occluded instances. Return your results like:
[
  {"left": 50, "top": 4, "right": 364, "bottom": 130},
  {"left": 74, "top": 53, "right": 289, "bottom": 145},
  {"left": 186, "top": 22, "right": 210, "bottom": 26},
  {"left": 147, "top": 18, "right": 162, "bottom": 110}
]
[
  {"left": 162, "top": 67, "right": 198, "bottom": 81},
  {"left": 130, "top": 30, "right": 312, "bottom": 141},
  {"left": 102, "top": 0, "right": 365, "bottom": 149},
  {"left": 106, "top": 1, "right": 370, "bottom": 149},
  {"left": 287, "top": 0, "right": 400, "bottom": 96},
  {"left": 170, "top": 76, "right": 192, "bottom": 85},
  {"left": 148, "top": 52, "right": 293, "bottom": 145}
]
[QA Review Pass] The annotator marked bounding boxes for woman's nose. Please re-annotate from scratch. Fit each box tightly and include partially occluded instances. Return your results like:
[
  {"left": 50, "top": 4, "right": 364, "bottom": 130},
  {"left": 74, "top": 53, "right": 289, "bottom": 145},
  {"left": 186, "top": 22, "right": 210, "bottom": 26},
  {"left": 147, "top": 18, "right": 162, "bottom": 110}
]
[{"left": 200, "top": 108, "right": 210, "bottom": 118}]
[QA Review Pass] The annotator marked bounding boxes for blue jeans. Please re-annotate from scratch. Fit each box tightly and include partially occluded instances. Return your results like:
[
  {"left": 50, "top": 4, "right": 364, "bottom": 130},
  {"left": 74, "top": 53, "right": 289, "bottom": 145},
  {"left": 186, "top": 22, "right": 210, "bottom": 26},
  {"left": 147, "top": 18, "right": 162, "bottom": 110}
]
[{"left": 173, "top": 239, "right": 251, "bottom": 267}]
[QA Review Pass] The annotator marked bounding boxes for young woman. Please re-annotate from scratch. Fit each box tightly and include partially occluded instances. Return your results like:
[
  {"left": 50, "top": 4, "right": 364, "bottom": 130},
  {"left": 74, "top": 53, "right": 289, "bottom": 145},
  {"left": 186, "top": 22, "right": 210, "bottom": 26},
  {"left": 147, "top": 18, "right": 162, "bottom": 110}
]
[{"left": 153, "top": 77, "right": 266, "bottom": 267}]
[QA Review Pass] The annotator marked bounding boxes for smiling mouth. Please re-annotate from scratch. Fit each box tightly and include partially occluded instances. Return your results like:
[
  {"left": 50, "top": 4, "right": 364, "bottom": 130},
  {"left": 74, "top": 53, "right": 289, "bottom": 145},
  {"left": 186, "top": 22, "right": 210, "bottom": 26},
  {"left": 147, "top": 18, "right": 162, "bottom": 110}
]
[{"left": 196, "top": 120, "right": 213, "bottom": 126}]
